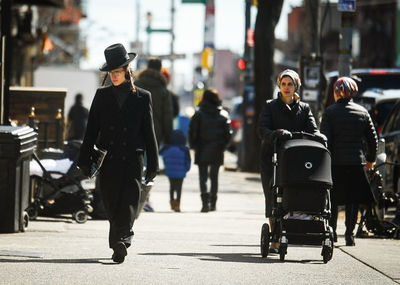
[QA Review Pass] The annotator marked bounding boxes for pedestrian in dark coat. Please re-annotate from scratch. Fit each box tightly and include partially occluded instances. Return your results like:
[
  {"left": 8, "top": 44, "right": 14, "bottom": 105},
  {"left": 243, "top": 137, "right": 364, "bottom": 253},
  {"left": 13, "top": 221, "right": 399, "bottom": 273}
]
[
  {"left": 66, "top": 93, "right": 89, "bottom": 141},
  {"left": 258, "top": 69, "right": 319, "bottom": 252},
  {"left": 77, "top": 43, "right": 158, "bottom": 263},
  {"left": 320, "top": 76, "right": 377, "bottom": 246},
  {"left": 160, "top": 129, "right": 191, "bottom": 212},
  {"left": 188, "top": 89, "right": 232, "bottom": 212},
  {"left": 135, "top": 57, "right": 173, "bottom": 146}
]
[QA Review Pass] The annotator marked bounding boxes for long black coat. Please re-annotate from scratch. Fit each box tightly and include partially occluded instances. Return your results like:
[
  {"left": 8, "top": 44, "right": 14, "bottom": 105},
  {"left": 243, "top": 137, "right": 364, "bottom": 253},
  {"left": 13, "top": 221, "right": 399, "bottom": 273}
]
[
  {"left": 78, "top": 84, "right": 158, "bottom": 219},
  {"left": 135, "top": 68, "right": 173, "bottom": 146},
  {"left": 320, "top": 98, "right": 377, "bottom": 166},
  {"left": 320, "top": 98, "right": 377, "bottom": 205},
  {"left": 258, "top": 95, "right": 319, "bottom": 159},
  {"left": 258, "top": 95, "right": 318, "bottom": 217},
  {"left": 188, "top": 102, "right": 232, "bottom": 166}
]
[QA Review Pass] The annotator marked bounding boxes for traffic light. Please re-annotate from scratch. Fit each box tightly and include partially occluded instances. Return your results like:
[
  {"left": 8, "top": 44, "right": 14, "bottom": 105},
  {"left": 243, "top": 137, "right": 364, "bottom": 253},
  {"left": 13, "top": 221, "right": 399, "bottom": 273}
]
[
  {"left": 237, "top": 58, "right": 246, "bottom": 70},
  {"left": 201, "top": 47, "right": 214, "bottom": 71}
]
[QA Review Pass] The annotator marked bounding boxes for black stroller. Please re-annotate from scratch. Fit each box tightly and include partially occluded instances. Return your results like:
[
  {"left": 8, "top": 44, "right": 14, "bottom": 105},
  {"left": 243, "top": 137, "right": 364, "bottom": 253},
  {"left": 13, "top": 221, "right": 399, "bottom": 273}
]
[
  {"left": 27, "top": 141, "right": 94, "bottom": 223},
  {"left": 260, "top": 132, "right": 335, "bottom": 263},
  {"left": 356, "top": 163, "right": 400, "bottom": 239}
]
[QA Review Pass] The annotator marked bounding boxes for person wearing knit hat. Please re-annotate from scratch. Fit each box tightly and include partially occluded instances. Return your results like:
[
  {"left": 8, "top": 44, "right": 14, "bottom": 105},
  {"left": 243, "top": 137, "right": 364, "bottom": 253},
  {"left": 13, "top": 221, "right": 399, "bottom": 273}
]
[
  {"left": 258, "top": 69, "right": 321, "bottom": 253},
  {"left": 320, "top": 76, "right": 377, "bottom": 246}
]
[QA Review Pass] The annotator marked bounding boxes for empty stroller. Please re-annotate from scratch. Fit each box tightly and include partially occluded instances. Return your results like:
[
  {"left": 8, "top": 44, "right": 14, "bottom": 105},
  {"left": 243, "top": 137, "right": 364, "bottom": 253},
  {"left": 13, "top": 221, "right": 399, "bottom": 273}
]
[
  {"left": 260, "top": 132, "right": 335, "bottom": 263},
  {"left": 356, "top": 163, "right": 400, "bottom": 239},
  {"left": 27, "top": 141, "right": 94, "bottom": 223}
]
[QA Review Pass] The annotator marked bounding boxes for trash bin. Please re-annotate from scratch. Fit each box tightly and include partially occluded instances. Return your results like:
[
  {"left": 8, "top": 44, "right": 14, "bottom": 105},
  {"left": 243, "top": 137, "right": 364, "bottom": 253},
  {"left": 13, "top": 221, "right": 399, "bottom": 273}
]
[{"left": 0, "top": 126, "right": 37, "bottom": 233}]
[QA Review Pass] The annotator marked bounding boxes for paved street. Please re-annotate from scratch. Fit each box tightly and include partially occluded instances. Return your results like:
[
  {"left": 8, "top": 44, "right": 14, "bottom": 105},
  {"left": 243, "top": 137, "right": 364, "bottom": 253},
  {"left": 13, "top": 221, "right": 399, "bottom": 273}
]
[{"left": 0, "top": 153, "right": 399, "bottom": 285}]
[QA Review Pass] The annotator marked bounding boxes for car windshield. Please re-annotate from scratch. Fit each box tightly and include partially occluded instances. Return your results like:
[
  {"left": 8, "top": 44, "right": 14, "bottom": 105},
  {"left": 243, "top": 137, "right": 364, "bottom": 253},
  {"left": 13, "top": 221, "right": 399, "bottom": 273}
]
[{"left": 356, "top": 74, "right": 400, "bottom": 95}]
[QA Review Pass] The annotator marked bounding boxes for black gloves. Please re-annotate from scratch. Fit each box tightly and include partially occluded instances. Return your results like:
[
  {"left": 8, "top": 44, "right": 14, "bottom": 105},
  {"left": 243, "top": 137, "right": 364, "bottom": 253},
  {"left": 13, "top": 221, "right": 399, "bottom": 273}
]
[
  {"left": 145, "top": 171, "right": 157, "bottom": 183},
  {"left": 272, "top": 129, "right": 292, "bottom": 141}
]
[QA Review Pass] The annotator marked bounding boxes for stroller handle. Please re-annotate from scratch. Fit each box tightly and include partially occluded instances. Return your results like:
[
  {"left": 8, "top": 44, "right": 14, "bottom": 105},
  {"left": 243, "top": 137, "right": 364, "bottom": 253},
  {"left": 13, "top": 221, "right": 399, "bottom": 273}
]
[{"left": 273, "top": 131, "right": 327, "bottom": 152}]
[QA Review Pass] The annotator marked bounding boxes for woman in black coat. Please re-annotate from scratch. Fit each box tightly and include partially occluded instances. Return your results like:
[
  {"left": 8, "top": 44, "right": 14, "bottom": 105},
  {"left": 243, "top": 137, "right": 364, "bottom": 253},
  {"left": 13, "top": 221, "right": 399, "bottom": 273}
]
[
  {"left": 188, "top": 89, "right": 232, "bottom": 212},
  {"left": 78, "top": 44, "right": 158, "bottom": 263},
  {"left": 258, "top": 69, "right": 319, "bottom": 252},
  {"left": 320, "top": 77, "right": 377, "bottom": 246}
]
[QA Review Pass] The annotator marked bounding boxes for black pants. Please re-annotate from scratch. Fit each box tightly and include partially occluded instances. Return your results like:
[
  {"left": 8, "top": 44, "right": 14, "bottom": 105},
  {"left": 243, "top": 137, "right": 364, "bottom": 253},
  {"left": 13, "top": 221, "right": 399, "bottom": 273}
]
[
  {"left": 106, "top": 178, "right": 139, "bottom": 249},
  {"left": 169, "top": 177, "right": 183, "bottom": 201},
  {"left": 198, "top": 164, "right": 220, "bottom": 194},
  {"left": 260, "top": 160, "right": 274, "bottom": 218},
  {"left": 330, "top": 203, "right": 359, "bottom": 236}
]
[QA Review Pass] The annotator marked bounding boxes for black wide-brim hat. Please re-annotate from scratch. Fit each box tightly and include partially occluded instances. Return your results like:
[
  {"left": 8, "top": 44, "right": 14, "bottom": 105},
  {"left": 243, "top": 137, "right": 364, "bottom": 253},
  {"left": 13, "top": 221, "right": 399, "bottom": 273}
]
[{"left": 99, "top": 43, "right": 137, "bottom": 72}]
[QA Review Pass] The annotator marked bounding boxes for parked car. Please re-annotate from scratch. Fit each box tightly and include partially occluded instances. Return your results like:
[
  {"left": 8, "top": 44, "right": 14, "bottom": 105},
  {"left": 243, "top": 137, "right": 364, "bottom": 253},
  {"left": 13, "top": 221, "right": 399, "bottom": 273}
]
[
  {"left": 358, "top": 89, "right": 400, "bottom": 134},
  {"left": 380, "top": 99, "right": 400, "bottom": 194},
  {"left": 227, "top": 96, "right": 243, "bottom": 153}
]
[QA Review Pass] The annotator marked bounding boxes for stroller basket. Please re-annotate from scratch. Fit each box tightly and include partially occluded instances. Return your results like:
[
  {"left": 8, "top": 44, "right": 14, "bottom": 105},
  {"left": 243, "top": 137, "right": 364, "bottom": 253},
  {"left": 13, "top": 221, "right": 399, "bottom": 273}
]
[
  {"left": 277, "top": 139, "right": 332, "bottom": 187},
  {"left": 282, "top": 219, "right": 326, "bottom": 245},
  {"left": 282, "top": 186, "right": 328, "bottom": 213}
]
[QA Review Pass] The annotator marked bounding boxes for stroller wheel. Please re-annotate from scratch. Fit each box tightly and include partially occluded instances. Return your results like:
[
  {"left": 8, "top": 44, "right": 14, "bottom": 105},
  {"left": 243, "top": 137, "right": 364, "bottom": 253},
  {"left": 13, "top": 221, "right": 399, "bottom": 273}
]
[
  {"left": 26, "top": 206, "right": 38, "bottom": 221},
  {"left": 73, "top": 210, "right": 88, "bottom": 224},
  {"left": 260, "top": 223, "right": 270, "bottom": 258},
  {"left": 322, "top": 245, "right": 333, "bottom": 263},
  {"left": 21, "top": 211, "right": 29, "bottom": 232}
]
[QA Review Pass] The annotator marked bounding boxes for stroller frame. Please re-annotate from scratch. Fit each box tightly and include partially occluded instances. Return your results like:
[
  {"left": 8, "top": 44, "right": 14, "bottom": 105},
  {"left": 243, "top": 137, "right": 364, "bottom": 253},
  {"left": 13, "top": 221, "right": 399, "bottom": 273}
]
[
  {"left": 260, "top": 132, "right": 335, "bottom": 263},
  {"left": 356, "top": 162, "right": 400, "bottom": 239},
  {"left": 27, "top": 152, "right": 93, "bottom": 223}
]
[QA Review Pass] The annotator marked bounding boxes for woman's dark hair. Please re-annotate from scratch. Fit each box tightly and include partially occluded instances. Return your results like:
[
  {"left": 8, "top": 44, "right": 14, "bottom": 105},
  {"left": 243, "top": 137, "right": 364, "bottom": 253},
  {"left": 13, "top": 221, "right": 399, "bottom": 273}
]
[{"left": 201, "top": 89, "right": 221, "bottom": 106}]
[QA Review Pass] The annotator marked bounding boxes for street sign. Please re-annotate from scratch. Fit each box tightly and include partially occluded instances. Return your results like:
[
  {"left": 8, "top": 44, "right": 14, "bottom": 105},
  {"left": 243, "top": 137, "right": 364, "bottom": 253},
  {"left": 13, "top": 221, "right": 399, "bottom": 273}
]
[
  {"left": 182, "top": 0, "right": 206, "bottom": 3},
  {"left": 155, "top": 54, "right": 186, "bottom": 60},
  {"left": 338, "top": 0, "right": 356, "bottom": 12},
  {"left": 146, "top": 28, "right": 171, "bottom": 33}
]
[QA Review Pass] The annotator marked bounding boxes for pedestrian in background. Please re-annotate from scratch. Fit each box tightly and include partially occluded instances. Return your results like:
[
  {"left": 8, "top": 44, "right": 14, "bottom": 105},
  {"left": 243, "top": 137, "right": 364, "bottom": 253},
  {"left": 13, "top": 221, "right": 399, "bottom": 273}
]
[
  {"left": 78, "top": 43, "right": 158, "bottom": 263},
  {"left": 258, "top": 69, "right": 319, "bottom": 253},
  {"left": 160, "top": 129, "right": 191, "bottom": 212},
  {"left": 66, "top": 93, "right": 89, "bottom": 141},
  {"left": 135, "top": 57, "right": 173, "bottom": 212},
  {"left": 188, "top": 89, "right": 232, "bottom": 212},
  {"left": 135, "top": 57, "right": 173, "bottom": 147},
  {"left": 320, "top": 77, "right": 377, "bottom": 246}
]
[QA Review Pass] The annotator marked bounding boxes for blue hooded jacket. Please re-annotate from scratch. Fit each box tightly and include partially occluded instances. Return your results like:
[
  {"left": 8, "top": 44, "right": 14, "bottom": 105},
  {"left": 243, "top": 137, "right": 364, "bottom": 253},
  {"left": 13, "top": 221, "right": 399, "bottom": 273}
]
[{"left": 160, "top": 130, "right": 191, "bottom": 178}]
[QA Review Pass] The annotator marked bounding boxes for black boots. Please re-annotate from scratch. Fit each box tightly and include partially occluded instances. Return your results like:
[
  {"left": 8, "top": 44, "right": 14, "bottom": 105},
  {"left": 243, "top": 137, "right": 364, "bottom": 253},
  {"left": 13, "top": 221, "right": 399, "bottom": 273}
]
[
  {"left": 201, "top": 193, "right": 209, "bottom": 212},
  {"left": 345, "top": 234, "right": 355, "bottom": 246},
  {"left": 112, "top": 242, "right": 127, "bottom": 263},
  {"left": 210, "top": 194, "right": 217, "bottom": 211},
  {"left": 200, "top": 193, "right": 217, "bottom": 212}
]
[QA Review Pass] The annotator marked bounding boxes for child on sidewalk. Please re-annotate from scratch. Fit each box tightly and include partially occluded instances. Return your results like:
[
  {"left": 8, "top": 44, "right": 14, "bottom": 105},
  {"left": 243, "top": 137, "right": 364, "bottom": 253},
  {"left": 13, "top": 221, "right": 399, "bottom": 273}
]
[{"left": 160, "top": 129, "right": 191, "bottom": 212}]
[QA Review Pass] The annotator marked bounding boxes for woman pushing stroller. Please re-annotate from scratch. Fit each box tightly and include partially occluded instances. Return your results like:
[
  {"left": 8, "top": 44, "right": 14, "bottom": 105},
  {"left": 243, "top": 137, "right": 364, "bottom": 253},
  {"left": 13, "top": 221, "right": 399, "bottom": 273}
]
[{"left": 258, "top": 69, "right": 322, "bottom": 253}]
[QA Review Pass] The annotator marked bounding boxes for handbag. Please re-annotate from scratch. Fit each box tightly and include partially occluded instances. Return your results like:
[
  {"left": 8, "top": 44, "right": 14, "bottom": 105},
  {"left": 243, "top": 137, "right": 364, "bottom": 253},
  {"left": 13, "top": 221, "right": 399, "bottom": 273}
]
[{"left": 87, "top": 144, "right": 108, "bottom": 179}]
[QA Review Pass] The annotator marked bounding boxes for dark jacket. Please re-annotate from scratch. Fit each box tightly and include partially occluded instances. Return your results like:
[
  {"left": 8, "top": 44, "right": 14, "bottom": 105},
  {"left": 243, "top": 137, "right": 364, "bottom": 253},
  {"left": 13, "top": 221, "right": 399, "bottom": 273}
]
[
  {"left": 135, "top": 69, "right": 173, "bottom": 146},
  {"left": 258, "top": 94, "right": 319, "bottom": 159},
  {"left": 66, "top": 102, "right": 89, "bottom": 140},
  {"left": 160, "top": 130, "right": 191, "bottom": 178},
  {"left": 77, "top": 83, "right": 158, "bottom": 218},
  {"left": 320, "top": 98, "right": 377, "bottom": 165},
  {"left": 188, "top": 102, "right": 232, "bottom": 165}
]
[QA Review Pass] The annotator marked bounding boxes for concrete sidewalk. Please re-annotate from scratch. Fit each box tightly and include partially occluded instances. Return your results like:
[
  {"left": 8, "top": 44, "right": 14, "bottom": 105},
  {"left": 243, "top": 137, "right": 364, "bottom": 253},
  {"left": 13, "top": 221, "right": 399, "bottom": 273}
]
[{"left": 0, "top": 151, "right": 399, "bottom": 284}]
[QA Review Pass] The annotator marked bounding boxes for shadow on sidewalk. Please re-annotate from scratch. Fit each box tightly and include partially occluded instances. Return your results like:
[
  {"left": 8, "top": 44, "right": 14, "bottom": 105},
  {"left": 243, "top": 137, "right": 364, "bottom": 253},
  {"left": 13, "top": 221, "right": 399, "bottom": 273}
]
[
  {"left": 139, "top": 252, "right": 325, "bottom": 264},
  {"left": 0, "top": 257, "right": 119, "bottom": 265}
]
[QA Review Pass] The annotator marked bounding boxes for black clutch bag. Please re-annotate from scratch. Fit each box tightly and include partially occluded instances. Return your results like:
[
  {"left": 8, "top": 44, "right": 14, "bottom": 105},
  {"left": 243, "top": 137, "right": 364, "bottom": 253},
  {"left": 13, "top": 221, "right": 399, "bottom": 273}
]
[{"left": 88, "top": 145, "right": 108, "bottom": 179}]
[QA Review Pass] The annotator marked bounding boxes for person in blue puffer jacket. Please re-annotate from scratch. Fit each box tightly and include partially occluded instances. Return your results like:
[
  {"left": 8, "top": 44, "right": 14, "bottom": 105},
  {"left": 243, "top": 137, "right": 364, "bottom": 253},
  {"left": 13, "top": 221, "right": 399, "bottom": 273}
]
[{"left": 160, "top": 129, "right": 191, "bottom": 212}]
